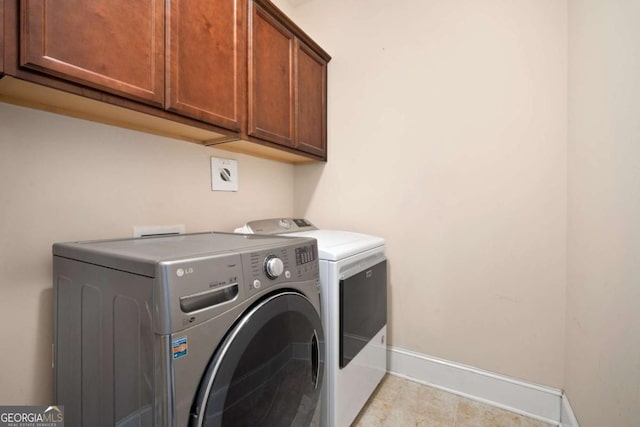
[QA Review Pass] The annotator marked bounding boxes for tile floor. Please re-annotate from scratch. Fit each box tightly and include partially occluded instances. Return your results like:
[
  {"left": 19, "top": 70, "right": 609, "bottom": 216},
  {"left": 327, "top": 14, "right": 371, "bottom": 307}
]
[{"left": 353, "top": 375, "right": 556, "bottom": 427}]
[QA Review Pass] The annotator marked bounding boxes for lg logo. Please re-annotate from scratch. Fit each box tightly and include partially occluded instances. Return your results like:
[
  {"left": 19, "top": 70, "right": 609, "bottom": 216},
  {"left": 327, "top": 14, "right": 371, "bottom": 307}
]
[{"left": 176, "top": 267, "right": 194, "bottom": 277}]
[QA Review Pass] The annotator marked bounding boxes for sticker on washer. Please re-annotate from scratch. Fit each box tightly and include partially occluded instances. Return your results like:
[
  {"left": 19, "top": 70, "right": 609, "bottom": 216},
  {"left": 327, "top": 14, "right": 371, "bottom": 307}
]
[{"left": 172, "top": 336, "right": 188, "bottom": 359}]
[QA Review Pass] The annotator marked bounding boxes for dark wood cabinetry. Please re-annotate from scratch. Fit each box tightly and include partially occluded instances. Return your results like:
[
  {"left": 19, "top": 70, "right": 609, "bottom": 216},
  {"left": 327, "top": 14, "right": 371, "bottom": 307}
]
[
  {"left": 167, "top": 0, "right": 245, "bottom": 132},
  {"left": 249, "top": 3, "right": 295, "bottom": 146},
  {"left": 248, "top": 0, "right": 329, "bottom": 158},
  {"left": 1, "top": 0, "right": 329, "bottom": 162},
  {"left": 20, "top": 0, "right": 164, "bottom": 106},
  {"left": 295, "top": 40, "right": 327, "bottom": 157},
  {"left": 0, "top": 4, "right": 4, "bottom": 73}
]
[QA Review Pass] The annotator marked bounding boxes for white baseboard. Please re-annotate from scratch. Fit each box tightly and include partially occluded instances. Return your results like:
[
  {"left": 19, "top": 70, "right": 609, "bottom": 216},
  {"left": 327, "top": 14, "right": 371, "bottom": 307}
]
[
  {"left": 387, "top": 346, "right": 562, "bottom": 425},
  {"left": 560, "top": 393, "right": 580, "bottom": 427}
]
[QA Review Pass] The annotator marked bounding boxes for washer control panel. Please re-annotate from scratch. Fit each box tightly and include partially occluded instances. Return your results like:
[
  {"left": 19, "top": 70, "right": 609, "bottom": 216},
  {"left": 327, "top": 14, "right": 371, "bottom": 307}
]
[
  {"left": 243, "top": 241, "right": 319, "bottom": 293},
  {"left": 157, "top": 235, "right": 319, "bottom": 333}
]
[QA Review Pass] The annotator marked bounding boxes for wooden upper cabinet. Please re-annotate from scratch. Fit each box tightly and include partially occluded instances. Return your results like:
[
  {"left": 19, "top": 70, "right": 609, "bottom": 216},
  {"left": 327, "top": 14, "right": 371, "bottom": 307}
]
[
  {"left": 167, "top": 0, "right": 245, "bottom": 131},
  {"left": 248, "top": 1, "right": 330, "bottom": 159},
  {"left": 0, "top": 3, "right": 4, "bottom": 73},
  {"left": 5, "top": 0, "right": 329, "bottom": 162},
  {"left": 248, "top": 2, "right": 295, "bottom": 147},
  {"left": 295, "top": 40, "right": 327, "bottom": 157},
  {"left": 20, "top": 0, "right": 164, "bottom": 106}
]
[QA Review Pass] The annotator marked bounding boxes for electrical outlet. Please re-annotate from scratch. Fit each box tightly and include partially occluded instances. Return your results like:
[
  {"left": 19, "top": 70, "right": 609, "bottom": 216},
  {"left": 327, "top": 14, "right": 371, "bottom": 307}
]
[
  {"left": 211, "top": 157, "right": 238, "bottom": 192},
  {"left": 133, "top": 224, "right": 186, "bottom": 238}
]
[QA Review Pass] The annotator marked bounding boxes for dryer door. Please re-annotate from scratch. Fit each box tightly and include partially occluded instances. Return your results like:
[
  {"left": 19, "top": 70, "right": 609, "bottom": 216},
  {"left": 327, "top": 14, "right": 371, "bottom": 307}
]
[{"left": 191, "top": 291, "right": 325, "bottom": 427}]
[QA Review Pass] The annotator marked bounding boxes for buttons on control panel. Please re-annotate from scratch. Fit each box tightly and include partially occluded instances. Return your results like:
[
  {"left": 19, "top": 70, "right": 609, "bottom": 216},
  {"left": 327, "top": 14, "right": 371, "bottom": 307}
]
[
  {"left": 252, "top": 279, "right": 261, "bottom": 290},
  {"left": 295, "top": 244, "right": 316, "bottom": 266}
]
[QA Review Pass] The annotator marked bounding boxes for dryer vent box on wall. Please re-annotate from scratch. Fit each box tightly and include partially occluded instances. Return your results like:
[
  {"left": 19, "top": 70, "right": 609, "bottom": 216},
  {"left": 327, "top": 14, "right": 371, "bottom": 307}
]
[{"left": 211, "top": 157, "right": 238, "bottom": 192}]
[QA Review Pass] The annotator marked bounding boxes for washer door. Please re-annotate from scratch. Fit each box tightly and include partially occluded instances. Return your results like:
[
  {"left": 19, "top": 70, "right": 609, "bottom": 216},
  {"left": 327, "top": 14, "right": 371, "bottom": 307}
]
[{"left": 191, "top": 291, "right": 325, "bottom": 427}]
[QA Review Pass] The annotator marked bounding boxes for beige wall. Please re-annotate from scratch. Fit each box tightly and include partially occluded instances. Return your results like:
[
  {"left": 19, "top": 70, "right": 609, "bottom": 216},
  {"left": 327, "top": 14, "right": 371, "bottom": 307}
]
[
  {"left": 566, "top": 0, "right": 640, "bottom": 425},
  {"left": 0, "top": 102, "right": 294, "bottom": 404},
  {"left": 10, "top": 3, "right": 639, "bottom": 423},
  {"left": 281, "top": 0, "right": 568, "bottom": 387}
]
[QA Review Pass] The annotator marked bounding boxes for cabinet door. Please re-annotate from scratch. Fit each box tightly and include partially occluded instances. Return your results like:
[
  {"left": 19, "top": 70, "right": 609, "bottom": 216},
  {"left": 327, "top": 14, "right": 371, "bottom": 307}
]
[
  {"left": 20, "top": 0, "right": 164, "bottom": 106},
  {"left": 0, "top": 3, "right": 4, "bottom": 74},
  {"left": 295, "top": 40, "right": 327, "bottom": 158},
  {"left": 167, "top": 0, "right": 245, "bottom": 131},
  {"left": 248, "top": 2, "right": 295, "bottom": 147}
]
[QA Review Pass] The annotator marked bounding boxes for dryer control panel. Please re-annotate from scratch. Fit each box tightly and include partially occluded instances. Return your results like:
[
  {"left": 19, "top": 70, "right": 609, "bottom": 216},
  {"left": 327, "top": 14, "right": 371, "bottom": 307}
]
[{"left": 235, "top": 218, "right": 318, "bottom": 235}]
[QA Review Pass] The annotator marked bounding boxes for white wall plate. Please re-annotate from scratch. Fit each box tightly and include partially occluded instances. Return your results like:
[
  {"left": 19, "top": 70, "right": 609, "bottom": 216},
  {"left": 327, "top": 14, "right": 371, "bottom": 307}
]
[{"left": 211, "top": 157, "right": 238, "bottom": 192}]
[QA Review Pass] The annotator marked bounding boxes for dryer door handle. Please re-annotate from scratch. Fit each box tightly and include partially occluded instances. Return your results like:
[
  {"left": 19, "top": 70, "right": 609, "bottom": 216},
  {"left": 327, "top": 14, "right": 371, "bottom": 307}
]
[{"left": 311, "top": 329, "right": 319, "bottom": 389}]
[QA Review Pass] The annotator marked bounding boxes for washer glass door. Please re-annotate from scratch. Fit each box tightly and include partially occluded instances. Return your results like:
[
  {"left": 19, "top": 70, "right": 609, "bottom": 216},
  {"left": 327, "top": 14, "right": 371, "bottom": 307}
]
[{"left": 191, "top": 292, "right": 324, "bottom": 427}]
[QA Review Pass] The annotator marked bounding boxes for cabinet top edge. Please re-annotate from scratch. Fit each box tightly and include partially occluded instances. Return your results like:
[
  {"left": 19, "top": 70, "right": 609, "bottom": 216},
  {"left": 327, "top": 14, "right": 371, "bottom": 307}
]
[{"left": 253, "top": 0, "right": 332, "bottom": 62}]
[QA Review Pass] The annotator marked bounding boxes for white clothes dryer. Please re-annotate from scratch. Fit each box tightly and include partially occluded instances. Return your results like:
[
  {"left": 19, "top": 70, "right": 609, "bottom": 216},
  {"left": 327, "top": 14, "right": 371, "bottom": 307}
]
[{"left": 236, "top": 219, "right": 387, "bottom": 427}]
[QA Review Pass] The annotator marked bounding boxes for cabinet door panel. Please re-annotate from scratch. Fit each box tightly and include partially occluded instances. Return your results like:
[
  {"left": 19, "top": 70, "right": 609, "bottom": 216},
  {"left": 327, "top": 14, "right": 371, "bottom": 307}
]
[
  {"left": 0, "top": 3, "right": 4, "bottom": 73},
  {"left": 249, "top": 3, "right": 294, "bottom": 146},
  {"left": 0, "top": 2, "right": 4, "bottom": 74},
  {"left": 296, "top": 40, "right": 327, "bottom": 157},
  {"left": 20, "top": 0, "right": 164, "bottom": 106},
  {"left": 167, "top": 0, "right": 244, "bottom": 131}
]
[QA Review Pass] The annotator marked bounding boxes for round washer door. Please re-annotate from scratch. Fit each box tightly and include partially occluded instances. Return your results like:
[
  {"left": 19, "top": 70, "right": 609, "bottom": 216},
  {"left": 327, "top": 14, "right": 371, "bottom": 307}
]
[{"left": 191, "top": 291, "right": 325, "bottom": 427}]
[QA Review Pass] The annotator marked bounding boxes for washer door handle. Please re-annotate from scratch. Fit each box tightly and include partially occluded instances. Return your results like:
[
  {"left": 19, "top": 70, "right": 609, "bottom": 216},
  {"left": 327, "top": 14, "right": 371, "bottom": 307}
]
[
  {"left": 311, "top": 329, "right": 319, "bottom": 389},
  {"left": 179, "top": 283, "right": 239, "bottom": 312}
]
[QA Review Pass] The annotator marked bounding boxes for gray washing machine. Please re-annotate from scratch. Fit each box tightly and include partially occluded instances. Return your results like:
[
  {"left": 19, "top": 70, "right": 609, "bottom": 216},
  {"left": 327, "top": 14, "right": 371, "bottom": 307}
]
[{"left": 53, "top": 232, "right": 324, "bottom": 426}]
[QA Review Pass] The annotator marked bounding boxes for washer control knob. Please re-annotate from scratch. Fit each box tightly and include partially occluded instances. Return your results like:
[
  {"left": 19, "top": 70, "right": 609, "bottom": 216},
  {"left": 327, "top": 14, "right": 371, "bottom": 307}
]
[
  {"left": 253, "top": 279, "right": 262, "bottom": 290},
  {"left": 264, "top": 256, "right": 284, "bottom": 279}
]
